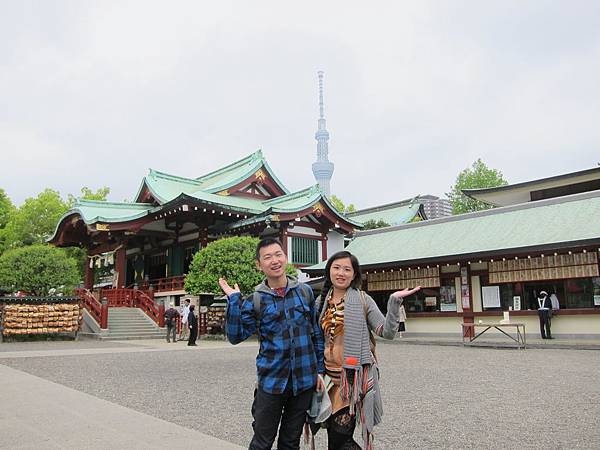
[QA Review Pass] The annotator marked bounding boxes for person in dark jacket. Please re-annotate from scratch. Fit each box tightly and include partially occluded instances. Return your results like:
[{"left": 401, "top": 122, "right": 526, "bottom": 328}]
[
  {"left": 219, "top": 237, "right": 325, "bottom": 450},
  {"left": 537, "top": 291, "right": 553, "bottom": 339},
  {"left": 164, "top": 302, "right": 179, "bottom": 343},
  {"left": 187, "top": 304, "right": 198, "bottom": 346}
]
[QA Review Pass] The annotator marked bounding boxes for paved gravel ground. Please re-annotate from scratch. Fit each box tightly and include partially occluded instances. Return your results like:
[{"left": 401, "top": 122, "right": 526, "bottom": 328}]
[
  {"left": 0, "top": 339, "right": 141, "bottom": 352},
  {"left": 2, "top": 341, "right": 599, "bottom": 449}
]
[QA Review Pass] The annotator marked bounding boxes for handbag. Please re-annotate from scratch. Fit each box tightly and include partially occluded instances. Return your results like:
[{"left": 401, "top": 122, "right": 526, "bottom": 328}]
[{"left": 307, "top": 375, "right": 333, "bottom": 424}]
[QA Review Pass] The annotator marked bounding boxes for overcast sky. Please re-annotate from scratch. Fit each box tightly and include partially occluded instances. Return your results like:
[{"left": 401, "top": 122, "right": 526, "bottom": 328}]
[{"left": 1, "top": 1, "right": 599, "bottom": 209}]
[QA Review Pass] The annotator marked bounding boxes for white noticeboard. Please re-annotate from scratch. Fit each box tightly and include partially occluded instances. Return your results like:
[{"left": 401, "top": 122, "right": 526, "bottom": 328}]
[
  {"left": 513, "top": 296, "right": 521, "bottom": 311},
  {"left": 482, "top": 286, "right": 501, "bottom": 309}
]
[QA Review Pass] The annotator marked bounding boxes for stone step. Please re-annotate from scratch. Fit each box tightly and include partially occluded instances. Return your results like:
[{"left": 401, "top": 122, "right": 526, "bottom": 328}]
[
  {"left": 108, "top": 327, "right": 160, "bottom": 332},
  {"left": 96, "top": 307, "right": 167, "bottom": 341},
  {"left": 108, "top": 319, "right": 157, "bottom": 324},
  {"left": 101, "top": 334, "right": 167, "bottom": 341}
]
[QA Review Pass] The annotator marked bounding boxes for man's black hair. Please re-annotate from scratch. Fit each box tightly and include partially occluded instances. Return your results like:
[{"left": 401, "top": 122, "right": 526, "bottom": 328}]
[
  {"left": 323, "top": 250, "right": 362, "bottom": 293},
  {"left": 255, "top": 237, "right": 284, "bottom": 260},
  {"left": 185, "top": 299, "right": 190, "bottom": 303}
]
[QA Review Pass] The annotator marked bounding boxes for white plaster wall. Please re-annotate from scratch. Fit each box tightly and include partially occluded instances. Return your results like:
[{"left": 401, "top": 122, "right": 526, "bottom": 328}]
[
  {"left": 291, "top": 225, "right": 321, "bottom": 237},
  {"left": 326, "top": 231, "right": 345, "bottom": 259},
  {"left": 455, "top": 277, "right": 463, "bottom": 313}
]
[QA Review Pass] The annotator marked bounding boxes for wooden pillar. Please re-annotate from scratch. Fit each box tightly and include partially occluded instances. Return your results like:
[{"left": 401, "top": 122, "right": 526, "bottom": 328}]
[
  {"left": 115, "top": 247, "right": 127, "bottom": 288},
  {"left": 460, "top": 264, "right": 474, "bottom": 338},
  {"left": 321, "top": 233, "right": 328, "bottom": 261},
  {"left": 84, "top": 258, "right": 95, "bottom": 290},
  {"left": 279, "top": 226, "right": 290, "bottom": 259}
]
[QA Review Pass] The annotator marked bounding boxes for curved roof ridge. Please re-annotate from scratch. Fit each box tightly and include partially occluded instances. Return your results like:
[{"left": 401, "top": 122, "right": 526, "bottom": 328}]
[
  {"left": 347, "top": 196, "right": 419, "bottom": 216},
  {"left": 196, "top": 149, "right": 263, "bottom": 182},
  {"left": 263, "top": 184, "right": 320, "bottom": 206},
  {"left": 74, "top": 199, "right": 151, "bottom": 208},
  {"left": 148, "top": 168, "right": 204, "bottom": 186}
]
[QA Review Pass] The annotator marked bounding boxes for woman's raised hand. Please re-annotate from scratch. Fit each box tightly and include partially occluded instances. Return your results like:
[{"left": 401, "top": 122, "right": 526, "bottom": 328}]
[
  {"left": 392, "top": 286, "right": 421, "bottom": 300},
  {"left": 218, "top": 278, "right": 240, "bottom": 296}
]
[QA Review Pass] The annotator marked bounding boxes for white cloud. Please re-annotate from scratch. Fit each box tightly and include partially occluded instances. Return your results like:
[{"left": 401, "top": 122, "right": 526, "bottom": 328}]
[{"left": 1, "top": 1, "right": 599, "bottom": 208}]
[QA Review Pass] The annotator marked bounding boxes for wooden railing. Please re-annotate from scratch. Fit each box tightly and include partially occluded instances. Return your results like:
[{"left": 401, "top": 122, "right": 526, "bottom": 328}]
[
  {"left": 135, "top": 289, "right": 164, "bottom": 327},
  {"left": 129, "top": 275, "right": 186, "bottom": 293},
  {"left": 99, "top": 288, "right": 136, "bottom": 307},
  {"left": 76, "top": 288, "right": 108, "bottom": 329},
  {"left": 97, "top": 288, "right": 164, "bottom": 327}
]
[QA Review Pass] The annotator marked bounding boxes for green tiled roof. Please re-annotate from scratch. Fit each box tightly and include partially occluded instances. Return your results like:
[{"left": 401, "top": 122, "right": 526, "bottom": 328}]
[
  {"left": 347, "top": 199, "right": 423, "bottom": 226},
  {"left": 306, "top": 191, "right": 600, "bottom": 270},
  {"left": 136, "top": 151, "right": 290, "bottom": 205},
  {"left": 224, "top": 185, "right": 362, "bottom": 230},
  {"left": 65, "top": 200, "right": 154, "bottom": 223},
  {"left": 48, "top": 200, "right": 156, "bottom": 243},
  {"left": 196, "top": 149, "right": 289, "bottom": 194},
  {"left": 144, "top": 170, "right": 265, "bottom": 213},
  {"left": 51, "top": 153, "right": 359, "bottom": 243}
]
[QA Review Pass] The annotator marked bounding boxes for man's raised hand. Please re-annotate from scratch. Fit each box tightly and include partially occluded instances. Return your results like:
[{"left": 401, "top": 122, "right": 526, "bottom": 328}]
[{"left": 218, "top": 278, "right": 240, "bottom": 297}]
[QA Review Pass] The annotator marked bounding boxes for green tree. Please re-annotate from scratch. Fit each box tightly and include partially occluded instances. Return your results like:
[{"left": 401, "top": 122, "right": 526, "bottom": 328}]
[
  {"left": 0, "top": 189, "right": 16, "bottom": 254},
  {"left": 0, "top": 188, "right": 15, "bottom": 229},
  {"left": 0, "top": 244, "right": 79, "bottom": 295},
  {"left": 3, "top": 189, "right": 69, "bottom": 247},
  {"left": 362, "top": 219, "right": 390, "bottom": 230},
  {"left": 446, "top": 159, "right": 508, "bottom": 215},
  {"left": 67, "top": 186, "right": 110, "bottom": 206},
  {"left": 329, "top": 195, "right": 356, "bottom": 214},
  {"left": 185, "top": 236, "right": 297, "bottom": 296}
]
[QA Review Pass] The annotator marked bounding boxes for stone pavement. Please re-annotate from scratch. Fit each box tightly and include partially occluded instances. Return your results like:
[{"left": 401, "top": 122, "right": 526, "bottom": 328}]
[
  {"left": 1, "top": 337, "right": 599, "bottom": 449},
  {"left": 0, "top": 339, "right": 252, "bottom": 450},
  {"left": 0, "top": 360, "right": 243, "bottom": 450},
  {"left": 393, "top": 333, "right": 600, "bottom": 350}
]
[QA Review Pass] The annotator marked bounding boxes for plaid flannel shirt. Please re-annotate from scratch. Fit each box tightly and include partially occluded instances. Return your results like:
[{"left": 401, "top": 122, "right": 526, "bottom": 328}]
[{"left": 226, "top": 277, "right": 325, "bottom": 395}]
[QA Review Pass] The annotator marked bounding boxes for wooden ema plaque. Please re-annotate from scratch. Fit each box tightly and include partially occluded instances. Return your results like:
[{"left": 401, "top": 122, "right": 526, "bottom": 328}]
[
  {"left": 488, "top": 252, "right": 599, "bottom": 284},
  {"left": 367, "top": 267, "right": 440, "bottom": 291}
]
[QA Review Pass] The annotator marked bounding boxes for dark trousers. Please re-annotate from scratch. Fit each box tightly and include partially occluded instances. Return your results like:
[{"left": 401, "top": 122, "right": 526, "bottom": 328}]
[
  {"left": 188, "top": 327, "right": 198, "bottom": 345},
  {"left": 166, "top": 324, "right": 176, "bottom": 342},
  {"left": 249, "top": 384, "right": 312, "bottom": 450},
  {"left": 538, "top": 309, "right": 552, "bottom": 338}
]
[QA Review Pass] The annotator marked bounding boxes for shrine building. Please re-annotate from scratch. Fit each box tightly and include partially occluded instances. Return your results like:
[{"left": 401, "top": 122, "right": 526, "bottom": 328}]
[
  {"left": 305, "top": 167, "right": 600, "bottom": 339},
  {"left": 50, "top": 150, "right": 359, "bottom": 301}
]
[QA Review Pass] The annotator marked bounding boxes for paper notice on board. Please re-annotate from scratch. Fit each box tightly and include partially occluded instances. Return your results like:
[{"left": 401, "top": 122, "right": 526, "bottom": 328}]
[{"left": 482, "top": 286, "right": 501, "bottom": 308}]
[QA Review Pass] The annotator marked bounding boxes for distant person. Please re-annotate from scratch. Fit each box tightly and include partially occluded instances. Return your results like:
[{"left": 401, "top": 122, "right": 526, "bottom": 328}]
[
  {"left": 180, "top": 299, "right": 190, "bottom": 341},
  {"left": 164, "top": 302, "right": 179, "bottom": 343},
  {"left": 187, "top": 304, "right": 198, "bottom": 346},
  {"left": 397, "top": 303, "right": 407, "bottom": 337},
  {"left": 550, "top": 292, "right": 560, "bottom": 312},
  {"left": 219, "top": 237, "right": 324, "bottom": 450},
  {"left": 537, "top": 291, "right": 553, "bottom": 339}
]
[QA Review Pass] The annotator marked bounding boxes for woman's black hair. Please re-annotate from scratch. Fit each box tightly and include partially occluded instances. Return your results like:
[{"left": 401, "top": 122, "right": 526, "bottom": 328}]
[
  {"left": 323, "top": 250, "right": 362, "bottom": 294},
  {"left": 189, "top": 304, "right": 195, "bottom": 311}
]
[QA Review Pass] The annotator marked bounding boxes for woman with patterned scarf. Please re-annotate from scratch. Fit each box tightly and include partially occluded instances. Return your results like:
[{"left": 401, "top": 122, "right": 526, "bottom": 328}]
[{"left": 317, "top": 251, "right": 420, "bottom": 450}]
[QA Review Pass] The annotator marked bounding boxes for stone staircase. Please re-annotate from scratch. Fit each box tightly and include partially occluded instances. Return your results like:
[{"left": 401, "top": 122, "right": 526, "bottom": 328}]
[{"left": 103, "top": 307, "right": 165, "bottom": 340}]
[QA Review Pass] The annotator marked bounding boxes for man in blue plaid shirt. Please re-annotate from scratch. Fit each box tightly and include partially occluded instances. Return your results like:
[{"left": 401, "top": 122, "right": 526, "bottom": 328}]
[{"left": 219, "top": 237, "right": 325, "bottom": 450}]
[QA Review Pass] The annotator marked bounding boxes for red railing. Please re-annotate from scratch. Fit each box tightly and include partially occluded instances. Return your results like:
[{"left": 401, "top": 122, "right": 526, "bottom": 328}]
[
  {"left": 97, "top": 288, "right": 164, "bottom": 327},
  {"left": 135, "top": 289, "right": 164, "bottom": 327},
  {"left": 99, "top": 288, "right": 136, "bottom": 307},
  {"left": 130, "top": 275, "right": 186, "bottom": 293},
  {"left": 76, "top": 288, "right": 108, "bottom": 329}
]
